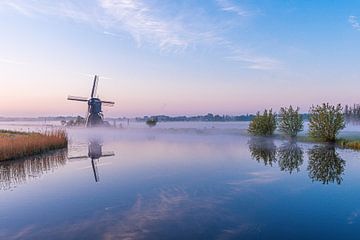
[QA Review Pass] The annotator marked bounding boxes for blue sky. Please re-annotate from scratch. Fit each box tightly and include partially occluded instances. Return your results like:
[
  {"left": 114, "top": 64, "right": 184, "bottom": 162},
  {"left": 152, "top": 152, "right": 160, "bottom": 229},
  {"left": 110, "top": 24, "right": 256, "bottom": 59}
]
[{"left": 0, "top": 0, "right": 360, "bottom": 117}]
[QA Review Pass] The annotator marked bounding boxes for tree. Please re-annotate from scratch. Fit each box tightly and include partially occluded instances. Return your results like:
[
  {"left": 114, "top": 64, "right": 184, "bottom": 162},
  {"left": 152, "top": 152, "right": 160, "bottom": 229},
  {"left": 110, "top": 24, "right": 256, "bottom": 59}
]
[
  {"left": 309, "top": 103, "right": 345, "bottom": 142},
  {"left": 146, "top": 117, "right": 158, "bottom": 127},
  {"left": 248, "top": 109, "right": 276, "bottom": 136},
  {"left": 278, "top": 106, "right": 303, "bottom": 138}
]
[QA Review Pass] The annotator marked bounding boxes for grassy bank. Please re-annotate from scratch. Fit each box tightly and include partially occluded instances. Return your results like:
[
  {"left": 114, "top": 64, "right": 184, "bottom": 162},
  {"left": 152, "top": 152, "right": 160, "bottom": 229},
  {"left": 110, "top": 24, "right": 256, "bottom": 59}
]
[
  {"left": 336, "top": 139, "right": 360, "bottom": 150},
  {"left": 0, "top": 129, "right": 68, "bottom": 161},
  {"left": 291, "top": 135, "right": 360, "bottom": 151}
]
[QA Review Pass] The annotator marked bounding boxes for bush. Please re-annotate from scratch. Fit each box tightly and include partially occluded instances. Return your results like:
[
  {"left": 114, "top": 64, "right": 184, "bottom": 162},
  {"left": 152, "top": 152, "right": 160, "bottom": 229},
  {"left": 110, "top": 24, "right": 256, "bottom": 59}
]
[
  {"left": 309, "top": 103, "right": 345, "bottom": 142},
  {"left": 248, "top": 109, "right": 276, "bottom": 136},
  {"left": 146, "top": 117, "right": 158, "bottom": 127},
  {"left": 278, "top": 106, "right": 303, "bottom": 137}
]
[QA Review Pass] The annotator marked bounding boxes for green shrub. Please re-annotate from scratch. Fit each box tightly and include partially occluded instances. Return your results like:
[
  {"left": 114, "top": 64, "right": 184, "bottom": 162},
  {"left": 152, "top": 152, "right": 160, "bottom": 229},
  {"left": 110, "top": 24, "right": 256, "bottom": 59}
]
[
  {"left": 248, "top": 109, "right": 276, "bottom": 136},
  {"left": 278, "top": 106, "right": 303, "bottom": 138},
  {"left": 309, "top": 103, "right": 345, "bottom": 142}
]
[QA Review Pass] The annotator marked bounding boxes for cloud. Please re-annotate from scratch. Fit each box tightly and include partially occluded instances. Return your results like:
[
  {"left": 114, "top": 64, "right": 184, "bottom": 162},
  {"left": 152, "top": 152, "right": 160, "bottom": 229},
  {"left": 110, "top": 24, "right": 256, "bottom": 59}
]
[
  {"left": 228, "top": 171, "right": 280, "bottom": 185},
  {"left": 348, "top": 209, "right": 360, "bottom": 224},
  {"left": 99, "top": 0, "right": 190, "bottom": 51},
  {"left": 103, "top": 30, "right": 122, "bottom": 37},
  {"left": 1, "top": 1, "right": 32, "bottom": 16},
  {"left": 0, "top": 57, "right": 27, "bottom": 65},
  {"left": 0, "top": 0, "right": 280, "bottom": 70},
  {"left": 0, "top": 1, "right": 96, "bottom": 22},
  {"left": 1, "top": 0, "right": 215, "bottom": 51},
  {"left": 216, "top": 0, "right": 250, "bottom": 16},
  {"left": 225, "top": 49, "right": 281, "bottom": 70},
  {"left": 349, "top": 15, "right": 360, "bottom": 31}
]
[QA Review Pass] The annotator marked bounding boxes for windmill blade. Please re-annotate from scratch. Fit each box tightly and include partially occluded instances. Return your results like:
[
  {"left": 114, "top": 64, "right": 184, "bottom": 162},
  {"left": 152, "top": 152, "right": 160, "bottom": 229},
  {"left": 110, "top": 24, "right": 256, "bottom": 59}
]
[
  {"left": 91, "top": 158, "right": 100, "bottom": 182},
  {"left": 68, "top": 96, "right": 88, "bottom": 102},
  {"left": 101, "top": 151, "right": 115, "bottom": 157},
  {"left": 101, "top": 100, "right": 115, "bottom": 107},
  {"left": 90, "top": 75, "right": 99, "bottom": 98},
  {"left": 68, "top": 156, "right": 89, "bottom": 161},
  {"left": 85, "top": 105, "right": 90, "bottom": 127}
]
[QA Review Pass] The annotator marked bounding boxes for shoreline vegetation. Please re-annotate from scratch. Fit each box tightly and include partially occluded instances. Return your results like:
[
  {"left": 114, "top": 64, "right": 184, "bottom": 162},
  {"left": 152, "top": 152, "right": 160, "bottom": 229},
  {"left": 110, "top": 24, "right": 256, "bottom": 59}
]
[
  {"left": 0, "top": 129, "right": 68, "bottom": 162},
  {"left": 2, "top": 102, "right": 360, "bottom": 163},
  {"left": 271, "top": 134, "right": 360, "bottom": 151},
  {"left": 248, "top": 103, "right": 360, "bottom": 151}
]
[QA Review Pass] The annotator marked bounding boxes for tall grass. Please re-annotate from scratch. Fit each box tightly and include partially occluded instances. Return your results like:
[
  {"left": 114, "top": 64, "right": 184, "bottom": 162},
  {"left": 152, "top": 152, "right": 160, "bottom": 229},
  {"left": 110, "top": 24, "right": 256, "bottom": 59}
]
[
  {"left": 0, "top": 129, "right": 68, "bottom": 161},
  {"left": 337, "top": 139, "right": 360, "bottom": 150}
]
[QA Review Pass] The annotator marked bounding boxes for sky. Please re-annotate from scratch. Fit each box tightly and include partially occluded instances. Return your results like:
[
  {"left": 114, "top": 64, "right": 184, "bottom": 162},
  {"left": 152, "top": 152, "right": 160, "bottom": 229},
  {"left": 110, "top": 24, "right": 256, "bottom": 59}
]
[{"left": 0, "top": 0, "right": 360, "bottom": 117}]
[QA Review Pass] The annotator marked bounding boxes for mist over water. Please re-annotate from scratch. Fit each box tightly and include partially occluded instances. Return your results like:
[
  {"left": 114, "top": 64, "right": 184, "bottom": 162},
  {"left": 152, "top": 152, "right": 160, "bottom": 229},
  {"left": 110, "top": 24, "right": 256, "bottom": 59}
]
[{"left": 1, "top": 121, "right": 360, "bottom": 239}]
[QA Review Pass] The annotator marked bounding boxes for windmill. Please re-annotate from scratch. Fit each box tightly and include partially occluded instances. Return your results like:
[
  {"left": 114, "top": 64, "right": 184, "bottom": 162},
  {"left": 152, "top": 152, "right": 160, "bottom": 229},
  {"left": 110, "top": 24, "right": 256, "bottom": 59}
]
[
  {"left": 68, "top": 140, "right": 115, "bottom": 182},
  {"left": 67, "top": 75, "right": 115, "bottom": 127}
]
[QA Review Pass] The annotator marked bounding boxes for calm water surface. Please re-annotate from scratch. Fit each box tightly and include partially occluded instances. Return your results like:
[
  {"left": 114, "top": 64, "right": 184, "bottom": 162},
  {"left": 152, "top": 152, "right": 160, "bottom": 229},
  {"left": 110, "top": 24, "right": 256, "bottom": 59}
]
[{"left": 1, "top": 121, "right": 360, "bottom": 239}]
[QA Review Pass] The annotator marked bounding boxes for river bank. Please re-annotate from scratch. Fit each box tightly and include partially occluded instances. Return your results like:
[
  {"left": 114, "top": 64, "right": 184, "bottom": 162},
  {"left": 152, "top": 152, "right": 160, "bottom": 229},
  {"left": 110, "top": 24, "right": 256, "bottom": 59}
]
[{"left": 0, "top": 129, "right": 68, "bottom": 161}]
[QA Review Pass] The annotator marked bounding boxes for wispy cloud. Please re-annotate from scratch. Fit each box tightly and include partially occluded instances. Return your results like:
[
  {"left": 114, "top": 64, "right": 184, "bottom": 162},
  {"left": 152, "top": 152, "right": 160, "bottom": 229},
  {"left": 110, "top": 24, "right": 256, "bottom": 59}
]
[
  {"left": 103, "top": 30, "right": 122, "bottom": 37},
  {"left": 0, "top": 0, "right": 280, "bottom": 70},
  {"left": 0, "top": 57, "right": 26, "bottom": 65},
  {"left": 216, "top": 0, "right": 250, "bottom": 16},
  {"left": 1, "top": 1, "right": 32, "bottom": 16},
  {"left": 99, "top": 0, "right": 191, "bottom": 51},
  {"left": 228, "top": 171, "right": 280, "bottom": 185},
  {"left": 0, "top": 1, "right": 96, "bottom": 22},
  {"left": 348, "top": 209, "right": 360, "bottom": 224},
  {"left": 225, "top": 48, "right": 281, "bottom": 70},
  {"left": 349, "top": 15, "right": 360, "bottom": 31}
]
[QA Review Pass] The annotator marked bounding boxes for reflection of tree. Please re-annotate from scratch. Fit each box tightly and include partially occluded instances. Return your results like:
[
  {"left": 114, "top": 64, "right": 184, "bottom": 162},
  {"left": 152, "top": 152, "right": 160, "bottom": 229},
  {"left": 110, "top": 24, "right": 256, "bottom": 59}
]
[
  {"left": 307, "top": 145, "right": 345, "bottom": 184},
  {"left": 0, "top": 149, "right": 67, "bottom": 190},
  {"left": 248, "top": 138, "right": 277, "bottom": 166},
  {"left": 277, "top": 142, "right": 303, "bottom": 174}
]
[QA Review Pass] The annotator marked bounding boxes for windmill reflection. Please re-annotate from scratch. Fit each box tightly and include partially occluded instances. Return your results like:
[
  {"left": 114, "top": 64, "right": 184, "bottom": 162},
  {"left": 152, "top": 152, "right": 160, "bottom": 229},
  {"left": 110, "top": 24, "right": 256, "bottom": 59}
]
[
  {"left": 277, "top": 142, "right": 304, "bottom": 174},
  {"left": 248, "top": 138, "right": 277, "bottom": 166},
  {"left": 307, "top": 145, "right": 345, "bottom": 185},
  {"left": 0, "top": 149, "right": 67, "bottom": 191},
  {"left": 68, "top": 140, "right": 114, "bottom": 182}
]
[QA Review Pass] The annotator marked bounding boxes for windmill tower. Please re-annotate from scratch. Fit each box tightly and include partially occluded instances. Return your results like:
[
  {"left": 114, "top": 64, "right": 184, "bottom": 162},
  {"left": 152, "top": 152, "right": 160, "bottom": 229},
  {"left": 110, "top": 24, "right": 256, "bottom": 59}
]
[{"left": 67, "top": 75, "right": 115, "bottom": 127}]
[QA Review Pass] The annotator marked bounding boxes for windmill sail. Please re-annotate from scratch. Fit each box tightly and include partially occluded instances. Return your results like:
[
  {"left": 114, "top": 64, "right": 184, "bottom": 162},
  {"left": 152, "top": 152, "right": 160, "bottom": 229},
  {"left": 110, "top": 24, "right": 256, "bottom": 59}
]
[
  {"left": 101, "top": 100, "right": 115, "bottom": 107},
  {"left": 67, "top": 96, "right": 88, "bottom": 102},
  {"left": 101, "top": 151, "right": 115, "bottom": 157},
  {"left": 91, "top": 75, "right": 99, "bottom": 98},
  {"left": 68, "top": 156, "right": 89, "bottom": 161},
  {"left": 91, "top": 159, "right": 100, "bottom": 182}
]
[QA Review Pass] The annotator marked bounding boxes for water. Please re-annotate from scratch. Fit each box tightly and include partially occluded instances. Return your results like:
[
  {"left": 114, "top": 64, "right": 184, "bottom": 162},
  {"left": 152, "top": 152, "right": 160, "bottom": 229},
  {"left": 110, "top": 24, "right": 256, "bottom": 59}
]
[{"left": 1, "top": 121, "right": 360, "bottom": 239}]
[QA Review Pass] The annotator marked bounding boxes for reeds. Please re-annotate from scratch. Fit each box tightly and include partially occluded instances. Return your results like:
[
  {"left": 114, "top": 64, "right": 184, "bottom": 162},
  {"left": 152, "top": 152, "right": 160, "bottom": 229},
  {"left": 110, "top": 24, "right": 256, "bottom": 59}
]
[
  {"left": 337, "top": 139, "right": 360, "bottom": 150},
  {"left": 0, "top": 129, "right": 68, "bottom": 161}
]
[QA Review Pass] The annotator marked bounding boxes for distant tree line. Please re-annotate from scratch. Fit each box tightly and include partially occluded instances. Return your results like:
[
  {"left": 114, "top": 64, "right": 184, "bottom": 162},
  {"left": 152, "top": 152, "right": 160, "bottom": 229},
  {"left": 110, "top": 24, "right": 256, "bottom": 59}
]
[
  {"left": 136, "top": 113, "right": 256, "bottom": 122},
  {"left": 344, "top": 104, "right": 360, "bottom": 123}
]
